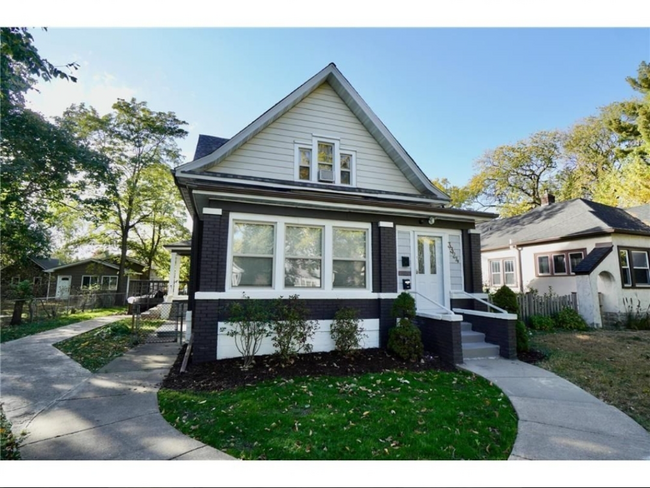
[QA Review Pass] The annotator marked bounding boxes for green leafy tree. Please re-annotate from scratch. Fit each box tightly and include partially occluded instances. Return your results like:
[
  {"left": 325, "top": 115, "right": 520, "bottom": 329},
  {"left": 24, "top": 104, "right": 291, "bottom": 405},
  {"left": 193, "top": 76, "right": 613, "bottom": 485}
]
[
  {"left": 0, "top": 27, "right": 108, "bottom": 268},
  {"left": 468, "top": 131, "right": 566, "bottom": 217},
  {"left": 431, "top": 177, "right": 477, "bottom": 209},
  {"left": 59, "top": 99, "right": 188, "bottom": 298}
]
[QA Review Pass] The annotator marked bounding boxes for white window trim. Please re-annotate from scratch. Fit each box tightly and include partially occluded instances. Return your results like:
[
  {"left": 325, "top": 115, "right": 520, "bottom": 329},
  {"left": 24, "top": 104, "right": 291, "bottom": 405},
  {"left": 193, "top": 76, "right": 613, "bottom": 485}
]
[
  {"left": 537, "top": 255, "right": 551, "bottom": 276},
  {"left": 11, "top": 276, "right": 21, "bottom": 284},
  {"left": 489, "top": 258, "right": 516, "bottom": 287},
  {"left": 227, "top": 213, "right": 372, "bottom": 295},
  {"left": 81, "top": 275, "right": 99, "bottom": 289},
  {"left": 101, "top": 275, "right": 118, "bottom": 291},
  {"left": 568, "top": 251, "right": 585, "bottom": 275},
  {"left": 284, "top": 224, "right": 324, "bottom": 290},
  {"left": 293, "top": 136, "right": 356, "bottom": 187},
  {"left": 630, "top": 249, "right": 650, "bottom": 287}
]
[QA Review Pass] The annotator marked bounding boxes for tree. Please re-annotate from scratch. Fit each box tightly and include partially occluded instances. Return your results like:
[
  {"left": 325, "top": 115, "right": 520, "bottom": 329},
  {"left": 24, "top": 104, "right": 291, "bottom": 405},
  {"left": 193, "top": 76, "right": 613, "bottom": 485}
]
[
  {"left": 0, "top": 28, "right": 109, "bottom": 269},
  {"left": 467, "top": 131, "right": 566, "bottom": 217},
  {"left": 430, "top": 177, "right": 477, "bottom": 209},
  {"left": 60, "top": 99, "right": 188, "bottom": 299},
  {"left": 608, "top": 61, "right": 650, "bottom": 165}
]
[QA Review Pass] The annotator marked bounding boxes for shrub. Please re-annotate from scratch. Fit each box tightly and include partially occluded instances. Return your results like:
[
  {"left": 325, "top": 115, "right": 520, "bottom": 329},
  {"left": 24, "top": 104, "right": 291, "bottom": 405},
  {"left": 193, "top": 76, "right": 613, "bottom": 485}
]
[
  {"left": 516, "top": 320, "right": 529, "bottom": 354},
  {"left": 491, "top": 285, "right": 519, "bottom": 314},
  {"left": 553, "top": 307, "right": 588, "bottom": 331},
  {"left": 223, "top": 294, "right": 272, "bottom": 370},
  {"left": 1, "top": 406, "right": 25, "bottom": 460},
  {"left": 271, "top": 295, "right": 318, "bottom": 361},
  {"left": 387, "top": 318, "right": 424, "bottom": 362},
  {"left": 620, "top": 298, "right": 650, "bottom": 330},
  {"left": 330, "top": 307, "right": 366, "bottom": 354},
  {"left": 391, "top": 292, "right": 416, "bottom": 319},
  {"left": 529, "top": 314, "right": 555, "bottom": 331}
]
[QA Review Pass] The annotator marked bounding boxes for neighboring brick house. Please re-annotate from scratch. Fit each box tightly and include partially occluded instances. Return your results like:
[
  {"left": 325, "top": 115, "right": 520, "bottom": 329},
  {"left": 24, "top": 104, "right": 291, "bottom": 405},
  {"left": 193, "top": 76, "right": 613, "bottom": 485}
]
[
  {"left": 478, "top": 196, "right": 650, "bottom": 327},
  {"left": 45, "top": 257, "right": 148, "bottom": 299},
  {"left": 173, "top": 63, "right": 514, "bottom": 364},
  {"left": 1, "top": 258, "right": 61, "bottom": 298}
]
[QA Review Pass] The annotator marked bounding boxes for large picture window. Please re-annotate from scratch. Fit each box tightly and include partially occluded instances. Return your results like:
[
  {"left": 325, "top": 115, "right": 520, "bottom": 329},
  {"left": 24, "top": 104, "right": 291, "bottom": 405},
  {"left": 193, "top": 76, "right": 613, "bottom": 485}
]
[
  {"left": 284, "top": 226, "right": 323, "bottom": 288},
  {"left": 333, "top": 228, "right": 367, "bottom": 288},
  {"left": 231, "top": 222, "right": 275, "bottom": 287},
  {"left": 620, "top": 248, "right": 650, "bottom": 287}
]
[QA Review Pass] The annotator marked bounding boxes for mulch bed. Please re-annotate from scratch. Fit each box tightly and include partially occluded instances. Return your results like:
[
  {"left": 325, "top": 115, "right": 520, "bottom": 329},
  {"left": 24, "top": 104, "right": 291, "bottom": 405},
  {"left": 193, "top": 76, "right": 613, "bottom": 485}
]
[
  {"left": 516, "top": 348, "right": 547, "bottom": 364},
  {"left": 162, "top": 347, "right": 455, "bottom": 392}
]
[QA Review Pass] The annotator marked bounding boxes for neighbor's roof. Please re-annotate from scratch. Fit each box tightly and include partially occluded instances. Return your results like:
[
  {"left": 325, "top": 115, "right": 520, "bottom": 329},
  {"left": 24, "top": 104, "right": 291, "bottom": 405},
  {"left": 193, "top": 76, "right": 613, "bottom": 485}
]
[
  {"left": 175, "top": 63, "right": 450, "bottom": 201},
  {"left": 478, "top": 199, "right": 650, "bottom": 250},
  {"left": 31, "top": 258, "right": 61, "bottom": 270},
  {"left": 193, "top": 135, "right": 229, "bottom": 161},
  {"left": 45, "top": 257, "right": 146, "bottom": 273},
  {"left": 625, "top": 204, "right": 650, "bottom": 226}
]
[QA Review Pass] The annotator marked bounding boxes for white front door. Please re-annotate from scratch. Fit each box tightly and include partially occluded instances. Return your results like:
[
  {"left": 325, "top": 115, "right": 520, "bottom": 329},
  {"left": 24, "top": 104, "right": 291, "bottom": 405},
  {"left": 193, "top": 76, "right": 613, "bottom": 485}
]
[
  {"left": 414, "top": 235, "right": 443, "bottom": 311},
  {"left": 56, "top": 276, "right": 71, "bottom": 299}
]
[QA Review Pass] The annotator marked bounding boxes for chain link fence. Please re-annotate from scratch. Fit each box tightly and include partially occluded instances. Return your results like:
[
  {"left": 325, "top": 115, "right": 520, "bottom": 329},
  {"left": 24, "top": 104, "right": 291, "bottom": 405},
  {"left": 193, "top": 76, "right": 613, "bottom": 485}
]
[
  {"left": 131, "top": 300, "right": 188, "bottom": 344},
  {"left": 1, "top": 293, "right": 127, "bottom": 326}
]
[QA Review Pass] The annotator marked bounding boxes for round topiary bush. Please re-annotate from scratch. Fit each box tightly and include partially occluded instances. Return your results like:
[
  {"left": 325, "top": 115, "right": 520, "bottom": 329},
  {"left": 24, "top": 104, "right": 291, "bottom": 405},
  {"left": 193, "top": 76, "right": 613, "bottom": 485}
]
[
  {"left": 492, "top": 285, "right": 519, "bottom": 314},
  {"left": 387, "top": 318, "right": 424, "bottom": 362},
  {"left": 391, "top": 292, "right": 416, "bottom": 319}
]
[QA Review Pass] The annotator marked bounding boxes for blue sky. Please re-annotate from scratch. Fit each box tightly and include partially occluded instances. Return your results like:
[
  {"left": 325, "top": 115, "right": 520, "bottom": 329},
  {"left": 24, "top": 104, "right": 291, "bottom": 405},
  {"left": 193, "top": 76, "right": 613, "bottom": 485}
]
[{"left": 26, "top": 27, "right": 650, "bottom": 187}]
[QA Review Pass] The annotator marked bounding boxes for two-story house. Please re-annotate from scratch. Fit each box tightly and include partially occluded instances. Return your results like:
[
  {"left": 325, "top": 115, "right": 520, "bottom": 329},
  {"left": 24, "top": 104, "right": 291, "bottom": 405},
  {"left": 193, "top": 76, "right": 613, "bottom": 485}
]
[{"left": 172, "top": 64, "right": 513, "bottom": 364}]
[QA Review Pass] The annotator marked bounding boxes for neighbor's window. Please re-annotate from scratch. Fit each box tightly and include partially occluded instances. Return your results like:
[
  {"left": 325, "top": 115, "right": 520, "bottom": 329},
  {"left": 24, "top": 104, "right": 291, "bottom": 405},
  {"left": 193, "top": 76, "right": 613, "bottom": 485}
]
[
  {"left": 569, "top": 252, "right": 584, "bottom": 274},
  {"left": 537, "top": 256, "right": 551, "bottom": 275},
  {"left": 490, "top": 260, "right": 502, "bottom": 286},
  {"left": 553, "top": 254, "right": 567, "bottom": 274},
  {"left": 504, "top": 259, "right": 516, "bottom": 286},
  {"left": 101, "top": 276, "right": 118, "bottom": 291},
  {"left": 631, "top": 250, "right": 650, "bottom": 286},
  {"left": 284, "top": 225, "right": 323, "bottom": 288},
  {"left": 620, "top": 250, "right": 631, "bottom": 286},
  {"left": 333, "top": 228, "right": 367, "bottom": 288},
  {"left": 10, "top": 276, "right": 20, "bottom": 284},
  {"left": 231, "top": 222, "right": 275, "bottom": 287},
  {"left": 81, "top": 275, "right": 99, "bottom": 289}
]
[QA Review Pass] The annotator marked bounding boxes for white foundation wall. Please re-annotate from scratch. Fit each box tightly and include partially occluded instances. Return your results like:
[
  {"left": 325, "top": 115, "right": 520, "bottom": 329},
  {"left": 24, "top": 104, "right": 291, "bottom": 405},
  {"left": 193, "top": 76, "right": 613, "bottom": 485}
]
[{"left": 216, "top": 318, "right": 380, "bottom": 360}]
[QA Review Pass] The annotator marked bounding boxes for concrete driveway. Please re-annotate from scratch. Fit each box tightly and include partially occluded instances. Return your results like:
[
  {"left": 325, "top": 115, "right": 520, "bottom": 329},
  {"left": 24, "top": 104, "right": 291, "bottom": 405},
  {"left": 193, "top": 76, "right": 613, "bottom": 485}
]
[{"left": 0, "top": 316, "right": 233, "bottom": 460}]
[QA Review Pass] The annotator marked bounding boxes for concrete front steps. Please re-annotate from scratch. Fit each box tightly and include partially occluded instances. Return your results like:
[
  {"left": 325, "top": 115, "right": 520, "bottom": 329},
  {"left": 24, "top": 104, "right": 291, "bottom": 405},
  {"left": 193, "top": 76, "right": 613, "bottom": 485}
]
[{"left": 461, "top": 321, "right": 500, "bottom": 360}]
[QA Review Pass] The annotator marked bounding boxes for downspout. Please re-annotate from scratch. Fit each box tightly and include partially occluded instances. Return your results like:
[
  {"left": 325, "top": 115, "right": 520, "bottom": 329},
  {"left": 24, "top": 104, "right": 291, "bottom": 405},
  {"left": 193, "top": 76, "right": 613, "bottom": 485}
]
[{"left": 517, "top": 246, "right": 524, "bottom": 293}]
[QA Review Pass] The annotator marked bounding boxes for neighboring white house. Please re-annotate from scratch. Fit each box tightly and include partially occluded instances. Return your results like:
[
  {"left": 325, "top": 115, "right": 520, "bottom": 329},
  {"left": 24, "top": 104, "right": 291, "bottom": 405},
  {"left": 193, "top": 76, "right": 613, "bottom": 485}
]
[{"left": 478, "top": 196, "right": 650, "bottom": 328}]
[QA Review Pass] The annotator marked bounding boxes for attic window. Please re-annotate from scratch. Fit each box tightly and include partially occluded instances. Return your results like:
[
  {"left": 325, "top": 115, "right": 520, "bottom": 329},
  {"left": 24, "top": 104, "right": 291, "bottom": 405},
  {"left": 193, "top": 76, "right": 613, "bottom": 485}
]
[{"left": 294, "top": 136, "right": 355, "bottom": 186}]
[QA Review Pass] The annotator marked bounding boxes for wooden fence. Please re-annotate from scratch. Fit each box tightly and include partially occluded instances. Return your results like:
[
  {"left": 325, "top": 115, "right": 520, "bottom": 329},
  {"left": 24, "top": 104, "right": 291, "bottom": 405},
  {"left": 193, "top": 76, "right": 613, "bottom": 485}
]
[{"left": 516, "top": 293, "right": 578, "bottom": 322}]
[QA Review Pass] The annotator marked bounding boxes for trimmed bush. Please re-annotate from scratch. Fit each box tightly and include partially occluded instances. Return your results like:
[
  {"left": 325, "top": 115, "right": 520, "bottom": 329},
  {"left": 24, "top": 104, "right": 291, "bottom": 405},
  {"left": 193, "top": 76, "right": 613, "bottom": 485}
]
[
  {"left": 529, "top": 314, "right": 555, "bottom": 331},
  {"left": 387, "top": 318, "right": 424, "bottom": 362},
  {"left": 223, "top": 294, "right": 272, "bottom": 370},
  {"left": 330, "top": 307, "right": 366, "bottom": 355},
  {"left": 271, "top": 295, "right": 318, "bottom": 361},
  {"left": 553, "top": 307, "right": 588, "bottom": 331},
  {"left": 516, "top": 320, "right": 529, "bottom": 354},
  {"left": 491, "top": 285, "right": 519, "bottom": 314},
  {"left": 391, "top": 292, "right": 417, "bottom": 319}
]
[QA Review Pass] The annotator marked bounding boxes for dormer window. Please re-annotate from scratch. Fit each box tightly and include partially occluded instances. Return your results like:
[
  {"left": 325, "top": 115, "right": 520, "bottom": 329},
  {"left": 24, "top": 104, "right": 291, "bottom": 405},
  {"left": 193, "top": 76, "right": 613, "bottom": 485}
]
[{"left": 295, "top": 136, "right": 355, "bottom": 186}]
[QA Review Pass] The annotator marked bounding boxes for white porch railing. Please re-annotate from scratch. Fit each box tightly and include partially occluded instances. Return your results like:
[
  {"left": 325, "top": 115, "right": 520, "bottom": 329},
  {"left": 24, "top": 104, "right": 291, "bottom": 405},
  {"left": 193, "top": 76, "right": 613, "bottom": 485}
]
[
  {"left": 408, "top": 290, "right": 457, "bottom": 316},
  {"left": 452, "top": 290, "right": 509, "bottom": 315}
]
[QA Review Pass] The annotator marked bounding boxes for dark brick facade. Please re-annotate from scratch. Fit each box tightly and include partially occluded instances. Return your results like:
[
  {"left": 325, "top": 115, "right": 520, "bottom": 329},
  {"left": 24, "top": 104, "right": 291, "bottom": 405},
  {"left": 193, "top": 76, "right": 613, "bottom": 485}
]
[
  {"left": 462, "top": 230, "right": 484, "bottom": 293},
  {"left": 379, "top": 225, "right": 397, "bottom": 293},
  {"left": 192, "top": 299, "right": 220, "bottom": 362},
  {"left": 468, "top": 314, "right": 517, "bottom": 359},
  {"left": 414, "top": 316, "right": 463, "bottom": 366}
]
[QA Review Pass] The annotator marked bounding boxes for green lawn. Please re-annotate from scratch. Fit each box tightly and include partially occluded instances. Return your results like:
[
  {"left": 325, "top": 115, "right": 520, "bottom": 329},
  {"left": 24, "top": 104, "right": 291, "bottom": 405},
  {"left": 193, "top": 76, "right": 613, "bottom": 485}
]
[
  {"left": 531, "top": 329, "right": 650, "bottom": 432},
  {"left": 159, "top": 370, "right": 517, "bottom": 460},
  {"left": 0, "top": 308, "right": 126, "bottom": 343},
  {"left": 54, "top": 318, "right": 164, "bottom": 372}
]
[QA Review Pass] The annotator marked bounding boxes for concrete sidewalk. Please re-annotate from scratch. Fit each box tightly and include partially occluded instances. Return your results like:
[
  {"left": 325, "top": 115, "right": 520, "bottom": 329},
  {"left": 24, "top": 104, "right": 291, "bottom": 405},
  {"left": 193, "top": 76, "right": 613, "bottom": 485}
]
[
  {"left": 1, "top": 316, "right": 233, "bottom": 460},
  {"left": 461, "top": 358, "right": 650, "bottom": 460}
]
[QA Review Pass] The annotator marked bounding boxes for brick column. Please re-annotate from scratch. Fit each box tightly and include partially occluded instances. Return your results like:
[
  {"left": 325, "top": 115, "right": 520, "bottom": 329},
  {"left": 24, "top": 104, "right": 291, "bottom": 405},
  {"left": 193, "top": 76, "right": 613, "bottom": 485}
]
[{"left": 377, "top": 222, "right": 397, "bottom": 347}]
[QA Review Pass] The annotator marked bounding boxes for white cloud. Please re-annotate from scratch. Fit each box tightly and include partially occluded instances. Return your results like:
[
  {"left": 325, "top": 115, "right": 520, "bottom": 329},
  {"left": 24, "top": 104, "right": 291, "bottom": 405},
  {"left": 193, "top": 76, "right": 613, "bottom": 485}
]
[{"left": 26, "top": 70, "right": 137, "bottom": 118}]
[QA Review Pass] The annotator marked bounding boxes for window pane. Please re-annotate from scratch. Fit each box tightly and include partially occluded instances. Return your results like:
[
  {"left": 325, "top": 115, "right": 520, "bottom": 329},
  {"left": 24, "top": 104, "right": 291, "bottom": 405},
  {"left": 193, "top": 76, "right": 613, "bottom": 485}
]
[
  {"left": 620, "top": 250, "right": 629, "bottom": 267},
  {"left": 538, "top": 256, "right": 550, "bottom": 274},
  {"left": 299, "top": 166, "right": 310, "bottom": 180},
  {"left": 623, "top": 268, "right": 632, "bottom": 286},
  {"left": 417, "top": 237, "right": 424, "bottom": 274},
  {"left": 333, "top": 229, "right": 366, "bottom": 259},
  {"left": 569, "top": 252, "right": 583, "bottom": 273},
  {"left": 318, "top": 142, "right": 333, "bottom": 164},
  {"left": 101, "top": 276, "right": 118, "bottom": 290},
  {"left": 429, "top": 238, "right": 437, "bottom": 274},
  {"left": 333, "top": 260, "right": 366, "bottom": 288},
  {"left": 631, "top": 251, "right": 649, "bottom": 269},
  {"left": 233, "top": 223, "right": 274, "bottom": 255},
  {"left": 505, "top": 272, "right": 515, "bottom": 285},
  {"left": 341, "top": 170, "right": 350, "bottom": 185},
  {"left": 285, "top": 258, "right": 321, "bottom": 288},
  {"left": 504, "top": 260, "right": 514, "bottom": 273},
  {"left": 233, "top": 257, "right": 273, "bottom": 287},
  {"left": 633, "top": 268, "right": 650, "bottom": 285},
  {"left": 491, "top": 261, "right": 501, "bottom": 273},
  {"left": 492, "top": 272, "right": 502, "bottom": 286},
  {"left": 300, "top": 148, "right": 311, "bottom": 166},
  {"left": 553, "top": 254, "right": 567, "bottom": 274},
  {"left": 285, "top": 226, "right": 322, "bottom": 258},
  {"left": 341, "top": 154, "right": 351, "bottom": 169}
]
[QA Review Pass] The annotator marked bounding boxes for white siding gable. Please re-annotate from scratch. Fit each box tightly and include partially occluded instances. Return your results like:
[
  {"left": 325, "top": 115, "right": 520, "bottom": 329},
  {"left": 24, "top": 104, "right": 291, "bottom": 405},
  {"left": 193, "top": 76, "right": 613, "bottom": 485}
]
[{"left": 206, "top": 82, "right": 421, "bottom": 194}]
